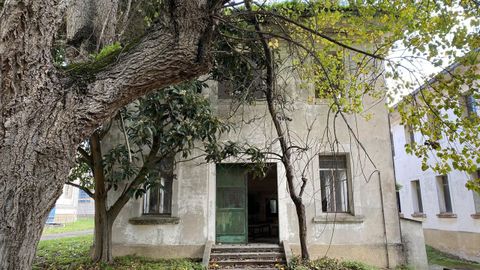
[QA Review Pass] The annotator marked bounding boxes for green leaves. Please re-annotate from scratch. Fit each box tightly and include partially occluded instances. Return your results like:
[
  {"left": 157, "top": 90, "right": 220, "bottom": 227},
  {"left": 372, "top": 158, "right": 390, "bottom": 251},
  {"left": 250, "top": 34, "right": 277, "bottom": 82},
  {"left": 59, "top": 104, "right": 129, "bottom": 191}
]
[{"left": 70, "top": 81, "right": 229, "bottom": 197}]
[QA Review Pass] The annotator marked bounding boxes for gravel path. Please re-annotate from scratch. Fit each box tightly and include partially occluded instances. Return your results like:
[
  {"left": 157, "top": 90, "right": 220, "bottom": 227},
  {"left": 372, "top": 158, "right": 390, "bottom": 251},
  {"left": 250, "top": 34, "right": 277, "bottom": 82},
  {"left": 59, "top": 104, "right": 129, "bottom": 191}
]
[{"left": 40, "top": 229, "right": 93, "bottom": 240}]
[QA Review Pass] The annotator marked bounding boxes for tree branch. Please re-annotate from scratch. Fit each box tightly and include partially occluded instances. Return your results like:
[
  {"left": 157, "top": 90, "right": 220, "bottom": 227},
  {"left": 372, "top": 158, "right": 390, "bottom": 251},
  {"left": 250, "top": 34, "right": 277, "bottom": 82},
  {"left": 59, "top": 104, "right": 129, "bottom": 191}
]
[
  {"left": 107, "top": 134, "right": 162, "bottom": 220},
  {"left": 65, "top": 181, "right": 95, "bottom": 198},
  {"left": 77, "top": 146, "right": 93, "bottom": 169},
  {"left": 234, "top": 10, "right": 385, "bottom": 60},
  {"left": 70, "top": 0, "right": 224, "bottom": 138}
]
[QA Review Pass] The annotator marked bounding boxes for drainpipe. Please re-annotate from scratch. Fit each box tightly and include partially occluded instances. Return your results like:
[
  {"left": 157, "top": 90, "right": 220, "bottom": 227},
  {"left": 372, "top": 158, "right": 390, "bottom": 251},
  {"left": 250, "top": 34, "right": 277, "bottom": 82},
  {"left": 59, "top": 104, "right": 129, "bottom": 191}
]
[
  {"left": 375, "top": 170, "right": 391, "bottom": 268},
  {"left": 388, "top": 114, "right": 406, "bottom": 263}
]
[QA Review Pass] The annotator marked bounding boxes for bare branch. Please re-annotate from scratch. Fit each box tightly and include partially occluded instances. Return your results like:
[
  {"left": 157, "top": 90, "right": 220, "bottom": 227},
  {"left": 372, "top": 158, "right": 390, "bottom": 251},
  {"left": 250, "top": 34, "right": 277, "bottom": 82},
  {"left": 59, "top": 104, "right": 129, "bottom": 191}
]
[
  {"left": 65, "top": 181, "right": 95, "bottom": 198},
  {"left": 77, "top": 146, "right": 93, "bottom": 169}
]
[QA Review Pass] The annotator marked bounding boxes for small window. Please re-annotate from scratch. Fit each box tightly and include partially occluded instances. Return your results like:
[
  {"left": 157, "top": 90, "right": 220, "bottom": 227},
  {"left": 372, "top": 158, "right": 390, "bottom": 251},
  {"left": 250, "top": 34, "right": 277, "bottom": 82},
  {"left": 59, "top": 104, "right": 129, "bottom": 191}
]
[
  {"left": 436, "top": 175, "right": 453, "bottom": 213},
  {"left": 411, "top": 180, "right": 423, "bottom": 213},
  {"left": 143, "top": 176, "right": 173, "bottom": 215},
  {"left": 319, "top": 154, "right": 350, "bottom": 213},
  {"left": 473, "top": 191, "right": 480, "bottom": 214},
  {"left": 472, "top": 170, "right": 480, "bottom": 214},
  {"left": 465, "top": 95, "right": 477, "bottom": 117},
  {"left": 404, "top": 125, "right": 415, "bottom": 147},
  {"left": 143, "top": 158, "right": 175, "bottom": 215}
]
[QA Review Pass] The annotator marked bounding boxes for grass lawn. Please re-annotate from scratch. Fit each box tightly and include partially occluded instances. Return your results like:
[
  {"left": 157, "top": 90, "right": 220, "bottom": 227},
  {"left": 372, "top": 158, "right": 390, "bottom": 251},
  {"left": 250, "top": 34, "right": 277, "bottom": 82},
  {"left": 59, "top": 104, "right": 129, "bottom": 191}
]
[
  {"left": 42, "top": 218, "right": 95, "bottom": 235},
  {"left": 426, "top": 245, "right": 480, "bottom": 270},
  {"left": 33, "top": 235, "right": 203, "bottom": 270}
]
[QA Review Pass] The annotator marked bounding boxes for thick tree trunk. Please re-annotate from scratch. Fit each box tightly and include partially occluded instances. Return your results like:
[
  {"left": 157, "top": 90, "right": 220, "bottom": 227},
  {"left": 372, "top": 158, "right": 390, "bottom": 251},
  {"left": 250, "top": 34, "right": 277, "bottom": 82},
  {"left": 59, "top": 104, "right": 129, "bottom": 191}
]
[
  {"left": 0, "top": 1, "right": 72, "bottom": 269},
  {"left": 0, "top": 0, "right": 220, "bottom": 269},
  {"left": 66, "top": 0, "right": 119, "bottom": 51}
]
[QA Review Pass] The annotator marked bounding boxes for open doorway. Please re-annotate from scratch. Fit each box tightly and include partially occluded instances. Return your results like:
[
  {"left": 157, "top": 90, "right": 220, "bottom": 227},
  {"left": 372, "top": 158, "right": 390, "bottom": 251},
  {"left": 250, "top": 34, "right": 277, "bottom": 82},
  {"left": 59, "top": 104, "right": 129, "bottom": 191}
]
[
  {"left": 247, "top": 164, "right": 278, "bottom": 243},
  {"left": 215, "top": 163, "right": 278, "bottom": 244}
]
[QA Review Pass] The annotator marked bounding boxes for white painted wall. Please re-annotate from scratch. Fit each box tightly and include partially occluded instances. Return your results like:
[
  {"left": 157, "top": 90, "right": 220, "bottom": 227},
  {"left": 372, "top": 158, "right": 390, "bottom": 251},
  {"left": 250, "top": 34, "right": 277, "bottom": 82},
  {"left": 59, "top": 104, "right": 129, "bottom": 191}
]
[
  {"left": 53, "top": 184, "right": 80, "bottom": 222},
  {"left": 390, "top": 113, "right": 480, "bottom": 234}
]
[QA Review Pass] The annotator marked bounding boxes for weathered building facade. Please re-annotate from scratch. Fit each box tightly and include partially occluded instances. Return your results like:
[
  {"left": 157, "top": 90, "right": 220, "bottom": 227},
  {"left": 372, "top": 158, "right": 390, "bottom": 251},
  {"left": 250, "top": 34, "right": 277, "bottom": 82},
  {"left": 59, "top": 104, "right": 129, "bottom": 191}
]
[{"left": 109, "top": 72, "right": 427, "bottom": 268}]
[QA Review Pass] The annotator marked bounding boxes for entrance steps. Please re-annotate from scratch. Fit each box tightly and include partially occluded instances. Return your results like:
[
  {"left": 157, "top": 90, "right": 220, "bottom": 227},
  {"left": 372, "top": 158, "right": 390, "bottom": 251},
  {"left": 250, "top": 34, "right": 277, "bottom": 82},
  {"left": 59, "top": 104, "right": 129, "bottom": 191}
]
[{"left": 207, "top": 243, "right": 287, "bottom": 269}]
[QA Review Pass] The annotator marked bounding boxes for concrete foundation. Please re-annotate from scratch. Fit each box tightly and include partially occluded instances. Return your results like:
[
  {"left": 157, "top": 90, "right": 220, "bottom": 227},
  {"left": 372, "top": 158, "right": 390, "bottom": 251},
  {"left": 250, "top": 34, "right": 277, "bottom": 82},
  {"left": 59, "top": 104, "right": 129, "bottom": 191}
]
[{"left": 424, "top": 229, "right": 480, "bottom": 262}]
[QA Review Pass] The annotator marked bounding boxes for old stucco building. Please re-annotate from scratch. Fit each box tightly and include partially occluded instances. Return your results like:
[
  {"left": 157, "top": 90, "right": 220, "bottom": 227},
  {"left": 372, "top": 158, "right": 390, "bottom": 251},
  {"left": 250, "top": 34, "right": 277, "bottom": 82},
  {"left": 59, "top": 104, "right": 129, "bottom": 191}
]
[{"left": 108, "top": 64, "right": 428, "bottom": 268}]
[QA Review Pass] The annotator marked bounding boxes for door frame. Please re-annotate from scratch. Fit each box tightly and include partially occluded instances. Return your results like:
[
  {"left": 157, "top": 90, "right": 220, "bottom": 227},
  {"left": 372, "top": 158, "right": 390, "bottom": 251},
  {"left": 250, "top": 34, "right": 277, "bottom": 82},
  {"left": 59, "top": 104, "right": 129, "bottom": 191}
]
[
  {"left": 207, "top": 162, "right": 285, "bottom": 243},
  {"left": 215, "top": 163, "right": 249, "bottom": 244}
]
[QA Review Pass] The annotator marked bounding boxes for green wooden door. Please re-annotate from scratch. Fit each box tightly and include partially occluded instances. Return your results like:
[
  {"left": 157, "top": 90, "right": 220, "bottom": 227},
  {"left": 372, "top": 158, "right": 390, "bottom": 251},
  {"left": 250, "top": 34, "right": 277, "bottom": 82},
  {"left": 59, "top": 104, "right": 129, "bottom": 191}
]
[{"left": 216, "top": 164, "right": 248, "bottom": 244}]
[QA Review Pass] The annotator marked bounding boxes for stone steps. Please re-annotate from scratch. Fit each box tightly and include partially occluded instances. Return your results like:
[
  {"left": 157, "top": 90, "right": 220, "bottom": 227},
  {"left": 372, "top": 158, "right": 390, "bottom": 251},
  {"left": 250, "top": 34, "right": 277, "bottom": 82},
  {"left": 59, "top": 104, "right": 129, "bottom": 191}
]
[{"left": 208, "top": 244, "right": 286, "bottom": 269}]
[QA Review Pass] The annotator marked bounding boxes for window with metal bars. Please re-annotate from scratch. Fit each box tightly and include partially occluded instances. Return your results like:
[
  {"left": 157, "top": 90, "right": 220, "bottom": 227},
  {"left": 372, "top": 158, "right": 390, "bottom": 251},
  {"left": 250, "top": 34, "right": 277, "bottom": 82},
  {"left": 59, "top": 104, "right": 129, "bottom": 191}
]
[
  {"left": 319, "top": 155, "right": 350, "bottom": 213},
  {"left": 143, "top": 157, "right": 174, "bottom": 215}
]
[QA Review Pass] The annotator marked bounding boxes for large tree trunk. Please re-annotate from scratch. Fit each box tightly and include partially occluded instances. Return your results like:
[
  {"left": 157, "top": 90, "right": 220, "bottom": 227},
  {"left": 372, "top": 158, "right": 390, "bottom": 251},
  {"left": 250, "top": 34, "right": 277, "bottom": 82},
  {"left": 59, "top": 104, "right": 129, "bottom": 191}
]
[
  {"left": 0, "top": 1, "right": 73, "bottom": 269},
  {"left": 0, "top": 0, "right": 221, "bottom": 269},
  {"left": 66, "top": 0, "right": 119, "bottom": 52}
]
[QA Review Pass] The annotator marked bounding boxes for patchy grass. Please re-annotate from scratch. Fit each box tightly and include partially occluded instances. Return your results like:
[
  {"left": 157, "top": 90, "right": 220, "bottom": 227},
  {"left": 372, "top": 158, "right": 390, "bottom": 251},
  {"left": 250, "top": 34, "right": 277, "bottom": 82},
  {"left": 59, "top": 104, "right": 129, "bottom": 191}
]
[
  {"left": 33, "top": 235, "right": 203, "bottom": 270},
  {"left": 34, "top": 235, "right": 93, "bottom": 269},
  {"left": 426, "top": 245, "right": 480, "bottom": 270},
  {"left": 289, "top": 256, "right": 378, "bottom": 270},
  {"left": 42, "top": 218, "right": 94, "bottom": 235}
]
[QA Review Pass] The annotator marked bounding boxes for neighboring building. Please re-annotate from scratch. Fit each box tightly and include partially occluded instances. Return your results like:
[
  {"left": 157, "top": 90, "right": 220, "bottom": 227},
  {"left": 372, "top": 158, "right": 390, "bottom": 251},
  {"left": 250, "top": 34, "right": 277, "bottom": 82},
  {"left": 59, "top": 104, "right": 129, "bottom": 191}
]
[
  {"left": 46, "top": 186, "right": 95, "bottom": 224},
  {"left": 49, "top": 184, "right": 80, "bottom": 223},
  {"left": 108, "top": 63, "right": 427, "bottom": 268},
  {"left": 77, "top": 189, "right": 95, "bottom": 217},
  {"left": 390, "top": 60, "right": 480, "bottom": 262}
]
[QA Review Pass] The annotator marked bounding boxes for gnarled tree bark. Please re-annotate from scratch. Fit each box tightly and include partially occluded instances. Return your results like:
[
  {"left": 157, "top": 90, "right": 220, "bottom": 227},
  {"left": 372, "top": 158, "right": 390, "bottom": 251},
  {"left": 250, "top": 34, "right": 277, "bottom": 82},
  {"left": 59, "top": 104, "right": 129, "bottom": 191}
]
[{"left": 0, "top": 0, "right": 221, "bottom": 269}]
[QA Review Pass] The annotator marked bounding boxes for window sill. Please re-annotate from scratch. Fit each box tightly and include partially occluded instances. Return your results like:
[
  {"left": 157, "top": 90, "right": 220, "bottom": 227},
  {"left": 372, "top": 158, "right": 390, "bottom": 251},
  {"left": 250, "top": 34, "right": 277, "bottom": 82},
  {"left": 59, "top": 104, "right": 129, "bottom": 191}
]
[
  {"left": 436, "top": 212, "right": 457, "bottom": 218},
  {"left": 471, "top": 213, "right": 480, "bottom": 219},
  {"left": 129, "top": 215, "right": 180, "bottom": 225},
  {"left": 313, "top": 213, "right": 364, "bottom": 224},
  {"left": 411, "top": 212, "right": 426, "bottom": 218}
]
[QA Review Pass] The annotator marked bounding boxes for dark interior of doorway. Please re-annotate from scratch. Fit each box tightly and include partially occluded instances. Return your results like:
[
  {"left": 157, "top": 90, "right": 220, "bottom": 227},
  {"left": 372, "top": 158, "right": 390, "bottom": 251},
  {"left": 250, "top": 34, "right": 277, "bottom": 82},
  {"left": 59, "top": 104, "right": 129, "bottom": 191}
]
[{"left": 247, "top": 164, "right": 278, "bottom": 243}]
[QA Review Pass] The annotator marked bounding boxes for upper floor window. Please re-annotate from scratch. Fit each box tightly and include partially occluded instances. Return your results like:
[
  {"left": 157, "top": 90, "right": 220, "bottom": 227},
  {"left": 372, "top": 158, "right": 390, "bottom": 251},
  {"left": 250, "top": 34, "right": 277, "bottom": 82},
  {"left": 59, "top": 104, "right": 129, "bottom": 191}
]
[
  {"left": 404, "top": 125, "right": 415, "bottom": 147},
  {"left": 319, "top": 154, "right": 350, "bottom": 213},
  {"left": 436, "top": 175, "right": 453, "bottom": 213}
]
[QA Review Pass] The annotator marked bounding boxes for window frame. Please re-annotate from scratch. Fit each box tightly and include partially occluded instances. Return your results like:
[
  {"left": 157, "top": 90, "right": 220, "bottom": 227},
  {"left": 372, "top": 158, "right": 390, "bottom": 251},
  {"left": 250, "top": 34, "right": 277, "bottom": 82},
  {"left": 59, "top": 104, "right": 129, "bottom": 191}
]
[
  {"left": 142, "top": 157, "right": 175, "bottom": 216},
  {"left": 142, "top": 175, "right": 174, "bottom": 216},
  {"left": 436, "top": 175, "right": 453, "bottom": 214},
  {"left": 318, "top": 154, "right": 352, "bottom": 213},
  {"left": 411, "top": 180, "right": 424, "bottom": 214}
]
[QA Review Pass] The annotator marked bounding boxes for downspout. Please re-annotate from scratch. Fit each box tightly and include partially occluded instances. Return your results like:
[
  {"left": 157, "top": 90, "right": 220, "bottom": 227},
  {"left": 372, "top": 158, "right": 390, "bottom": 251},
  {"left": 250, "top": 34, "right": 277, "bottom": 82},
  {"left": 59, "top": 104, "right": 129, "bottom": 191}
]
[
  {"left": 388, "top": 113, "right": 406, "bottom": 265},
  {"left": 376, "top": 170, "right": 391, "bottom": 269}
]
